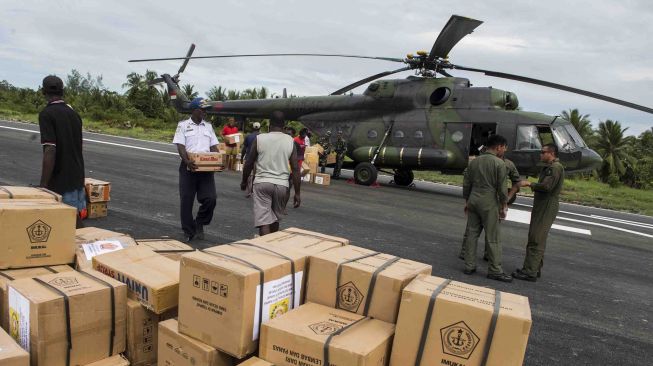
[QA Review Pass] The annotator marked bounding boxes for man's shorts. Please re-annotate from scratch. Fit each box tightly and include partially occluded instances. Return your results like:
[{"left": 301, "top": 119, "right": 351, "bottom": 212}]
[
  {"left": 225, "top": 145, "right": 238, "bottom": 155},
  {"left": 252, "top": 182, "right": 288, "bottom": 227},
  {"left": 62, "top": 188, "right": 87, "bottom": 212}
]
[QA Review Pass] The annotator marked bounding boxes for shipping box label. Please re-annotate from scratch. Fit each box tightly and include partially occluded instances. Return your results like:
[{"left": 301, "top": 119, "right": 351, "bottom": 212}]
[
  {"left": 253, "top": 272, "right": 303, "bottom": 340},
  {"left": 7, "top": 287, "right": 29, "bottom": 352},
  {"left": 82, "top": 240, "right": 125, "bottom": 261}
]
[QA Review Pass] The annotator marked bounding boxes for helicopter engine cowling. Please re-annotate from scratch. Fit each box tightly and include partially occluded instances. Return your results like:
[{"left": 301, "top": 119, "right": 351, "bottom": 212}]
[{"left": 352, "top": 146, "right": 453, "bottom": 169}]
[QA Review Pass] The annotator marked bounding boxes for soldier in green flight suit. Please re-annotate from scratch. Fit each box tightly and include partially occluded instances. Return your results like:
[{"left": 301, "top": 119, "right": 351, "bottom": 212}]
[
  {"left": 332, "top": 131, "right": 347, "bottom": 179},
  {"left": 317, "top": 130, "right": 332, "bottom": 173},
  {"left": 513, "top": 143, "right": 564, "bottom": 282},
  {"left": 462, "top": 135, "right": 513, "bottom": 282}
]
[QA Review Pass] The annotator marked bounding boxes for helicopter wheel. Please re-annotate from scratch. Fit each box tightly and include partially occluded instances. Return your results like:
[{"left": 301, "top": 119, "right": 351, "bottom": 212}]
[
  {"left": 393, "top": 169, "right": 414, "bottom": 186},
  {"left": 354, "top": 162, "right": 378, "bottom": 186}
]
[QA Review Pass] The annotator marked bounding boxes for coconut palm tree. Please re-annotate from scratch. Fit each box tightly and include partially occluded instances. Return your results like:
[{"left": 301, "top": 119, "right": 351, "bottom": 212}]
[
  {"left": 561, "top": 108, "right": 594, "bottom": 144},
  {"left": 182, "top": 84, "right": 198, "bottom": 99},
  {"left": 595, "top": 119, "right": 635, "bottom": 181}
]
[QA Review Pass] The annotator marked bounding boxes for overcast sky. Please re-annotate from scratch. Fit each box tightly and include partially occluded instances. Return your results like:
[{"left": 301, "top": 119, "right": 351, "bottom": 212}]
[{"left": 1, "top": 0, "right": 652, "bottom": 135}]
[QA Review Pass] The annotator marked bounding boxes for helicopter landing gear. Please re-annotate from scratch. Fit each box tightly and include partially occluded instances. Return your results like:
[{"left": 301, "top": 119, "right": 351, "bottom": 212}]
[
  {"left": 354, "top": 162, "right": 378, "bottom": 186},
  {"left": 393, "top": 169, "right": 414, "bottom": 186}
]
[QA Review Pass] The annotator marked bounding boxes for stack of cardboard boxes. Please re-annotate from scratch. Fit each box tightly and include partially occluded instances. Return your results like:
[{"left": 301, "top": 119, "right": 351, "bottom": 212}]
[
  {"left": 302, "top": 146, "right": 331, "bottom": 186},
  {"left": 85, "top": 178, "right": 111, "bottom": 218}
]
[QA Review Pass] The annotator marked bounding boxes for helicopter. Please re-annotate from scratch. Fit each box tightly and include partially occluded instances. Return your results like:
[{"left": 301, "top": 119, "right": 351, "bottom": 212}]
[{"left": 130, "top": 15, "right": 653, "bottom": 186}]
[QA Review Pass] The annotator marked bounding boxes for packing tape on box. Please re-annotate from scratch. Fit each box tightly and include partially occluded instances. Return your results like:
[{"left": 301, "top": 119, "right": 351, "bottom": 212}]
[
  {"left": 414, "top": 280, "right": 502, "bottom": 366},
  {"left": 0, "top": 186, "right": 13, "bottom": 198},
  {"left": 0, "top": 266, "right": 58, "bottom": 280},
  {"left": 362, "top": 256, "right": 401, "bottom": 316},
  {"left": 79, "top": 270, "right": 117, "bottom": 357},
  {"left": 229, "top": 242, "right": 297, "bottom": 309},
  {"left": 335, "top": 252, "right": 383, "bottom": 314},
  {"left": 33, "top": 277, "right": 73, "bottom": 366},
  {"left": 323, "top": 317, "right": 368, "bottom": 366},
  {"left": 202, "top": 249, "right": 266, "bottom": 341}
]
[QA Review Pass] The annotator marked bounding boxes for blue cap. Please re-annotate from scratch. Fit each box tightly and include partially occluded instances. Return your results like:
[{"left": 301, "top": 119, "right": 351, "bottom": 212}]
[{"left": 189, "top": 97, "right": 205, "bottom": 110}]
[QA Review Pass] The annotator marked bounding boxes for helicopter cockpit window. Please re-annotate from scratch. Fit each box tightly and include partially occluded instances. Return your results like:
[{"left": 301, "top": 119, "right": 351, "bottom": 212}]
[
  {"left": 414, "top": 130, "right": 424, "bottom": 139},
  {"left": 394, "top": 130, "right": 405, "bottom": 138},
  {"left": 516, "top": 125, "right": 542, "bottom": 150},
  {"left": 552, "top": 126, "right": 576, "bottom": 151},
  {"left": 367, "top": 130, "right": 378, "bottom": 139},
  {"left": 563, "top": 124, "right": 587, "bottom": 148}
]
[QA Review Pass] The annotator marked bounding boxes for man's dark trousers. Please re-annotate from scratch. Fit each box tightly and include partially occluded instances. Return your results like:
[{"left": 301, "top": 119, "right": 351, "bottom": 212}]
[{"left": 179, "top": 162, "right": 217, "bottom": 236}]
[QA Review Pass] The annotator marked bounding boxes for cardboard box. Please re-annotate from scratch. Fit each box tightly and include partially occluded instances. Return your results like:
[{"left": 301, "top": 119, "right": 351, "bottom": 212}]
[
  {"left": 326, "top": 152, "right": 337, "bottom": 165},
  {"left": 136, "top": 239, "right": 194, "bottom": 262},
  {"left": 0, "top": 200, "right": 76, "bottom": 269},
  {"left": 88, "top": 202, "right": 108, "bottom": 218},
  {"left": 304, "top": 152, "right": 319, "bottom": 166},
  {"left": 93, "top": 246, "right": 180, "bottom": 314},
  {"left": 158, "top": 319, "right": 236, "bottom": 366},
  {"left": 8, "top": 269, "right": 127, "bottom": 366},
  {"left": 86, "top": 355, "right": 131, "bottom": 366},
  {"left": 225, "top": 133, "right": 243, "bottom": 145},
  {"left": 188, "top": 152, "right": 224, "bottom": 172},
  {"left": 126, "top": 298, "right": 177, "bottom": 366},
  {"left": 0, "top": 265, "right": 73, "bottom": 331},
  {"left": 0, "top": 326, "right": 29, "bottom": 366},
  {"left": 311, "top": 144, "right": 325, "bottom": 155},
  {"left": 0, "top": 186, "right": 62, "bottom": 202},
  {"left": 178, "top": 244, "right": 307, "bottom": 358},
  {"left": 236, "top": 357, "right": 274, "bottom": 366},
  {"left": 313, "top": 173, "right": 330, "bottom": 186},
  {"left": 306, "top": 245, "right": 431, "bottom": 323},
  {"left": 390, "top": 275, "right": 532, "bottom": 366},
  {"left": 75, "top": 227, "right": 138, "bottom": 271},
  {"left": 301, "top": 173, "right": 313, "bottom": 183},
  {"left": 85, "top": 178, "right": 111, "bottom": 203},
  {"left": 260, "top": 302, "right": 394, "bottom": 366},
  {"left": 245, "top": 227, "right": 349, "bottom": 257}
]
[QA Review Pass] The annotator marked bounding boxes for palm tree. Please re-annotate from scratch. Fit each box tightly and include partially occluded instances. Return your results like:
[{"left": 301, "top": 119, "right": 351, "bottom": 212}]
[
  {"left": 595, "top": 119, "right": 635, "bottom": 181},
  {"left": 206, "top": 86, "right": 227, "bottom": 101},
  {"left": 561, "top": 108, "right": 593, "bottom": 143},
  {"left": 182, "top": 84, "right": 198, "bottom": 99},
  {"left": 122, "top": 72, "right": 144, "bottom": 96}
]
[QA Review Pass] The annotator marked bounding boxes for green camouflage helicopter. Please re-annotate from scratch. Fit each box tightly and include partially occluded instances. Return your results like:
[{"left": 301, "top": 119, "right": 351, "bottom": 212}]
[{"left": 130, "top": 15, "right": 652, "bottom": 186}]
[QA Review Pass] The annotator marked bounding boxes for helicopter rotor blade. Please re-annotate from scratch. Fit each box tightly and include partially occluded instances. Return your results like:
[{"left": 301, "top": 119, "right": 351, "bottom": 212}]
[
  {"left": 330, "top": 66, "right": 411, "bottom": 95},
  {"left": 177, "top": 44, "right": 196, "bottom": 75},
  {"left": 147, "top": 77, "right": 165, "bottom": 86},
  {"left": 427, "top": 15, "right": 483, "bottom": 62},
  {"left": 451, "top": 64, "right": 653, "bottom": 114},
  {"left": 129, "top": 53, "right": 405, "bottom": 64},
  {"left": 437, "top": 69, "right": 454, "bottom": 77}
]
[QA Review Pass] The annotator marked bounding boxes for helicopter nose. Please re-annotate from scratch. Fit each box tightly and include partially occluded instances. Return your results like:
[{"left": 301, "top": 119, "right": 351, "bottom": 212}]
[{"left": 581, "top": 148, "right": 602, "bottom": 171}]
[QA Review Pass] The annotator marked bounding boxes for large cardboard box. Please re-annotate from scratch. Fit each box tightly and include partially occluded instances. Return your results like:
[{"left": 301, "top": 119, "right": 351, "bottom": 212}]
[
  {"left": 313, "top": 173, "right": 330, "bottom": 186},
  {"left": 178, "top": 244, "right": 307, "bottom": 358},
  {"left": 8, "top": 269, "right": 127, "bottom": 366},
  {"left": 224, "top": 133, "right": 243, "bottom": 145},
  {"left": 158, "top": 319, "right": 235, "bottom": 366},
  {"left": 88, "top": 202, "right": 108, "bottom": 218},
  {"left": 244, "top": 227, "right": 349, "bottom": 256},
  {"left": 136, "top": 239, "right": 194, "bottom": 261},
  {"left": 0, "top": 326, "right": 29, "bottom": 366},
  {"left": 75, "top": 227, "right": 138, "bottom": 271},
  {"left": 126, "top": 298, "right": 177, "bottom": 366},
  {"left": 390, "top": 275, "right": 532, "bottom": 366},
  {"left": 189, "top": 152, "right": 224, "bottom": 172},
  {"left": 0, "top": 200, "right": 76, "bottom": 269},
  {"left": 93, "top": 246, "right": 180, "bottom": 314},
  {"left": 85, "top": 178, "right": 111, "bottom": 203},
  {"left": 236, "top": 357, "right": 273, "bottom": 366},
  {"left": 0, "top": 265, "right": 73, "bottom": 331},
  {"left": 260, "top": 302, "right": 394, "bottom": 366},
  {"left": 306, "top": 245, "right": 431, "bottom": 323},
  {"left": 86, "top": 355, "right": 131, "bottom": 366},
  {"left": 0, "top": 186, "right": 62, "bottom": 202},
  {"left": 326, "top": 152, "right": 337, "bottom": 165}
]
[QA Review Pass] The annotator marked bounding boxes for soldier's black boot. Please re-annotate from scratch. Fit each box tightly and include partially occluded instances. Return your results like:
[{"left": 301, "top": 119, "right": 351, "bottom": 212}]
[
  {"left": 512, "top": 268, "right": 537, "bottom": 282},
  {"left": 487, "top": 272, "right": 513, "bottom": 283}
]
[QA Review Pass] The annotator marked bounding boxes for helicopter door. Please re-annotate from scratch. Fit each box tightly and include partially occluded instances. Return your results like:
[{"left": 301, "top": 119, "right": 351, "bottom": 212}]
[{"left": 469, "top": 123, "right": 497, "bottom": 156}]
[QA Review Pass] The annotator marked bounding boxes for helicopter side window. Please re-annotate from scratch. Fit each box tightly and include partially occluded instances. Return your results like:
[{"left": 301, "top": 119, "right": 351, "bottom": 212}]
[
  {"left": 367, "top": 130, "right": 378, "bottom": 139},
  {"left": 414, "top": 130, "right": 424, "bottom": 139},
  {"left": 516, "top": 125, "right": 542, "bottom": 150},
  {"left": 563, "top": 124, "right": 587, "bottom": 148},
  {"left": 394, "top": 130, "right": 405, "bottom": 138},
  {"left": 552, "top": 126, "right": 576, "bottom": 151}
]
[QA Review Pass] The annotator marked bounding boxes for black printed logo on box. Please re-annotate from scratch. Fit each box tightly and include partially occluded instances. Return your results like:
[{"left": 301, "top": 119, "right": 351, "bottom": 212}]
[
  {"left": 48, "top": 277, "right": 79, "bottom": 288},
  {"left": 309, "top": 321, "right": 343, "bottom": 335},
  {"left": 440, "top": 321, "right": 480, "bottom": 360},
  {"left": 336, "top": 281, "right": 364, "bottom": 312},
  {"left": 26, "top": 220, "right": 51, "bottom": 243}
]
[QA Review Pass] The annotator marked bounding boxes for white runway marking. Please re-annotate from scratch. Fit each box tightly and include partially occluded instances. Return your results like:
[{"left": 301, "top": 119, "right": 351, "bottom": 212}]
[
  {"left": 0, "top": 125, "right": 178, "bottom": 156},
  {"left": 506, "top": 209, "right": 592, "bottom": 235}
]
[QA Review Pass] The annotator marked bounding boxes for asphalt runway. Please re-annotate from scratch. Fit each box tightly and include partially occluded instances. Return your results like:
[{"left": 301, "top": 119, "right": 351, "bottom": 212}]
[{"left": 1, "top": 120, "right": 651, "bottom": 365}]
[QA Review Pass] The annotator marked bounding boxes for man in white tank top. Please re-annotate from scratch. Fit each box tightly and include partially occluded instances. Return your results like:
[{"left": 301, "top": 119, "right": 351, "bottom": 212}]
[{"left": 241, "top": 111, "right": 301, "bottom": 236}]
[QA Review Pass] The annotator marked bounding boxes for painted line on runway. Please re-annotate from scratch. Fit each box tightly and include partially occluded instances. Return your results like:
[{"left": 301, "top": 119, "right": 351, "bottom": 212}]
[
  {"left": 555, "top": 216, "right": 653, "bottom": 239},
  {"left": 505, "top": 209, "right": 592, "bottom": 235},
  {"left": 0, "top": 125, "right": 178, "bottom": 156},
  {"left": 514, "top": 202, "right": 653, "bottom": 230}
]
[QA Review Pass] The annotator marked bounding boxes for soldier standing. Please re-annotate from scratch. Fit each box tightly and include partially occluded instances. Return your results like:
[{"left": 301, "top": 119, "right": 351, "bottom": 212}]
[
  {"left": 513, "top": 143, "right": 564, "bottom": 282},
  {"left": 462, "top": 134, "right": 512, "bottom": 282},
  {"left": 332, "top": 131, "right": 347, "bottom": 179},
  {"left": 317, "top": 130, "right": 332, "bottom": 173}
]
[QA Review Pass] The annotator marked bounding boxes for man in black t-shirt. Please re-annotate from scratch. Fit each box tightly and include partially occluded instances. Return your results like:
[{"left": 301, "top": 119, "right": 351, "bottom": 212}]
[{"left": 39, "top": 75, "right": 86, "bottom": 227}]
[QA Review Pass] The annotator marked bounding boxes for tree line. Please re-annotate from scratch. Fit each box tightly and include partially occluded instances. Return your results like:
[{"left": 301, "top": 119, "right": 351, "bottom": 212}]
[{"left": 0, "top": 69, "right": 651, "bottom": 189}]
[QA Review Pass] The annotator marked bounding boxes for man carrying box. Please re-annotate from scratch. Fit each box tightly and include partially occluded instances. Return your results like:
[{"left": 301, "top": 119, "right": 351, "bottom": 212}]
[
  {"left": 222, "top": 116, "right": 240, "bottom": 170},
  {"left": 173, "top": 97, "right": 219, "bottom": 242}
]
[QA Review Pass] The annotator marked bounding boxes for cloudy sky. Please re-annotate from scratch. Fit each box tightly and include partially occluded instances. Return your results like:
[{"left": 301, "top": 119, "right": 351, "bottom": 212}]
[{"left": 1, "top": 0, "right": 652, "bottom": 135}]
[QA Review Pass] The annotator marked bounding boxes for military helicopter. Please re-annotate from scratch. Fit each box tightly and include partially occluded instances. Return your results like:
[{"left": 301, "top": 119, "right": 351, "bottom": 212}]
[{"left": 130, "top": 15, "right": 652, "bottom": 186}]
